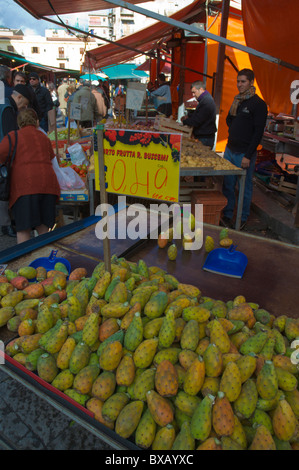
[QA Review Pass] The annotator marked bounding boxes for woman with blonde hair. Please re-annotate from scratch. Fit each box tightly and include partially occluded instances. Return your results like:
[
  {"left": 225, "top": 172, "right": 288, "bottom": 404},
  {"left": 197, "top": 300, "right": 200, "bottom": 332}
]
[{"left": 0, "top": 108, "right": 60, "bottom": 244}]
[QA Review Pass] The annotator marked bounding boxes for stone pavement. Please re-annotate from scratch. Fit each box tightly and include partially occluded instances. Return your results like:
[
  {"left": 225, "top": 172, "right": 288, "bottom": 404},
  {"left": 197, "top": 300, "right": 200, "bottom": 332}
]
[{"left": 0, "top": 368, "right": 114, "bottom": 450}]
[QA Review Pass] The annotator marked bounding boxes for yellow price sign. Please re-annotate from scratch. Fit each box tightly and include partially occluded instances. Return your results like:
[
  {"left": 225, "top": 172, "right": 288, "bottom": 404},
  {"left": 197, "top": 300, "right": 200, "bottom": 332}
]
[{"left": 94, "top": 128, "right": 181, "bottom": 202}]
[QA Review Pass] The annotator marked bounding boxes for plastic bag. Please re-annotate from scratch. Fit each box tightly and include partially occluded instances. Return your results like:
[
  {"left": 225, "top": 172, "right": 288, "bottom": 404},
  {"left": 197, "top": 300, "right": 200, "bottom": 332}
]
[
  {"left": 67, "top": 142, "right": 88, "bottom": 166},
  {"left": 52, "top": 157, "right": 85, "bottom": 190}
]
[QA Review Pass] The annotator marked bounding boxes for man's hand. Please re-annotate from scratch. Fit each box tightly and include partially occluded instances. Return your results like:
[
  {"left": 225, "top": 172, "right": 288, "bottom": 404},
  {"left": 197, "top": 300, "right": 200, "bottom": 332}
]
[
  {"left": 241, "top": 157, "right": 250, "bottom": 168},
  {"left": 181, "top": 116, "right": 187, "bottom": 122}
]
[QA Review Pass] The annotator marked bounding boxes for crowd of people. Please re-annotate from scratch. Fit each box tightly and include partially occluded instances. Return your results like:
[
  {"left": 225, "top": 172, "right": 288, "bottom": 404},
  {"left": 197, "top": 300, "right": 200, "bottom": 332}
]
[{"left": 0, "top": 62, "right": 267, "bottom": 244}]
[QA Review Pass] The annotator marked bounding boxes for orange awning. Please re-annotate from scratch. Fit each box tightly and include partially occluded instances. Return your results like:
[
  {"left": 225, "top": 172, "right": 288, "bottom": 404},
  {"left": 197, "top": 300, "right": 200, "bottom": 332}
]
[{"left": 13, "top": 0, "right": 151, "bottom": 18}]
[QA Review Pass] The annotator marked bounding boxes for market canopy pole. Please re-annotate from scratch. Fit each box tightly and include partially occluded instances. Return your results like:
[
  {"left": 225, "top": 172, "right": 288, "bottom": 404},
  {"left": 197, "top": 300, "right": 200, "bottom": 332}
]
[
  {"left": 102, "top": 0, "right": 299, "bottom": 73},
  {"left": 213, "top": 0, "right": 230, "bottom": 115}
]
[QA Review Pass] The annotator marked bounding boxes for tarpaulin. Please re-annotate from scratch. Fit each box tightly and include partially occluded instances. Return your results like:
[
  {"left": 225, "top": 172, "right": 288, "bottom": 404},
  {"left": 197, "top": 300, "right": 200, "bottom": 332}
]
[
  {"left": 206, "top": 11, "right": 264, "bottom": 152},
  {"left": 242, "top": 0, "right": 299, "bottom": 115}
]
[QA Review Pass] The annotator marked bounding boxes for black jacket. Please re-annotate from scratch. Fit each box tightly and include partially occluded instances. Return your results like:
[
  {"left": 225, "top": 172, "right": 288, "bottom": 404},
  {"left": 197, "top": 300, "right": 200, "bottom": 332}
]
[
  {"left": 29, "top": 84, "right": 53, "bottom": 120},
  {"left": 183, "top": 91, "right": 217, "bottom": 139},
  {"left": 226, "top": 94, "right": 268, "bottom": 159}
]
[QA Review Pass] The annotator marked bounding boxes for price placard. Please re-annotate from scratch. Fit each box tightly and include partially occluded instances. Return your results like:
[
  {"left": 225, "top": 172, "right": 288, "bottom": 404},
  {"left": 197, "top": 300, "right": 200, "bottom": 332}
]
[
  {"left": 94, "top": 128, "right": 181, "bottom": 202},
  {"left": 126, "top": 82, "right": 147, "bottom": 111}
]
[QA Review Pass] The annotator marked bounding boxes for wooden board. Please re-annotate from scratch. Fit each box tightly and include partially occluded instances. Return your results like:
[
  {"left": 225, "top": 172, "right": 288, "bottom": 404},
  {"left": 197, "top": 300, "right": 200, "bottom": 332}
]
[{"left": 154, "top": 115, "right": 193, "bottom": 138}]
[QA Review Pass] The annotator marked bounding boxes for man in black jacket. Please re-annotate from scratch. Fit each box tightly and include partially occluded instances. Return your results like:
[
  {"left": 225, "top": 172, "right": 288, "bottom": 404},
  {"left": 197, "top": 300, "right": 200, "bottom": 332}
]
[
  {"left": 221, "top": 68, "right": 268, "bottom": 229},
  {"left": 181, "top": 80, "right": 217, "bottom": 149},
  {"left": 28, "top": 72, "right": 53, "bottom": 132}
]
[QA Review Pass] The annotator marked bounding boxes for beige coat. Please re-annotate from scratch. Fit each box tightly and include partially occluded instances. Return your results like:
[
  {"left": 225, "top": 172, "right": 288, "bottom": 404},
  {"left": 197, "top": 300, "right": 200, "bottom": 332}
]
[{"left": 92, "top": 89, "right": 107, "bottom": 118}]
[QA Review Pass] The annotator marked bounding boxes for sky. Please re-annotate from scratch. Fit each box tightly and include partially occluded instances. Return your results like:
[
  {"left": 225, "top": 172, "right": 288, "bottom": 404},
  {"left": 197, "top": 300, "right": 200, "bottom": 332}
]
[{"left": 0, "top": 0, "right": 98, "bottom": 35}]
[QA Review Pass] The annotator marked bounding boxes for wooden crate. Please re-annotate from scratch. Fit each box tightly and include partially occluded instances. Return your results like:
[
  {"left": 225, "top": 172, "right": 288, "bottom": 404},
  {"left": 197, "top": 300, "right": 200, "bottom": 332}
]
[{"left": 154, "top": 116, "right": 193, "bottom": 138}]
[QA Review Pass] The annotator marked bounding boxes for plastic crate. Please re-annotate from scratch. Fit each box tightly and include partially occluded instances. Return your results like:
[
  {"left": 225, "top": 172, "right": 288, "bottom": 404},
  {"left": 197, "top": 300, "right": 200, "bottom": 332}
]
[{"left": 191, "top": 190, "right": 227, "bottom": 225}]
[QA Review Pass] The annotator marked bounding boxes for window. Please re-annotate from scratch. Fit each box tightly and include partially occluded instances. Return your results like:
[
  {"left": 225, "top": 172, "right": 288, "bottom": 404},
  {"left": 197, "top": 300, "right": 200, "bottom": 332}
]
[
  {"left": 58, "top": 47, "right": 65, "bottom": 58},
  {"left": 31, "top": 47, "right": 39, "bottom": 53},
  {"left": 7, "top": 45, "right": 14, "bottom": 52},
  {"left": 59, "top": 63, "right": 65, "bottom": 69}
]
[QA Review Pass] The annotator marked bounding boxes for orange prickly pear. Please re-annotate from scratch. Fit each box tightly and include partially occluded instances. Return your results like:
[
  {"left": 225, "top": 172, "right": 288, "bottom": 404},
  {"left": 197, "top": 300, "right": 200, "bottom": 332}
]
[
  {"left": 197, "top": 437, "right": 222, "bottom": 450},
  {"left": 124, "top": 312, "right": 143, "bottom": 352},
  {"left": 135, "top": 407, "right": 157, "bottom": 449},
  {"left": 115, "top": 354, "right": 135, "bottom": 387},
  {"left": 133, "top": 337, "right": 159, "bottom": 369},
  {"left": 158, "top": 311, "right": 176, "bottom": 348},
  {"left": 209, "top": 319, "right": 231, "bottom": 354},
  {"left": 10, "top": 275, "right": 29, "bottom": 290},
  {"left": 249, "top": 424, "right": 276, "bottom": 450},
  {"left": 37, "top": 353, "right": 58, "bottom": 382},
  {"left": 146, "top": 390, "right": 174, "bottom": 427},
  {"left": 99, "top": 340, "right": 123, "bottom": 371},
  {"left": 155, "top": 360, "right": 179, "bottom": 397},
  {"left": 101, "top": 392, "right": 130, "bottom": 423},
  {"left": 272, "top": 355, "right": 298, "bottom": 375},
  {"left": 86, "top": 397, "right": 114, "bottom": 430},
  {"left": 98, "top": 318, "right": 120, "bottom": 342},
  {"left": 203, "top": 343, "right": 223, "bottom": 377},
  {"left": 73, "top": 364, "right": 100, "bottom": 394},
  {"left": 91, "top": 371, "right": 116, "bottom": 401},
  {"left": 172, "top": 421, "right": 195, "bottom": 450},
  {"left": 233, "top": 379, "right": 258, "bottom": 419},
  {"left": 190, "top": 394, "right": 215, "bottom": 441},
  {"left": 219, "top": 361, "right": 242, "bottom": 402},
  {"left": 18, "top": 318, "right": 35, "bottom": 336},
  {"left": 256, "top": 360, "right": 279, "bottom": 400},
  {"left": 183, "top": 355, "right": 205, "bottom": 396},
  {"left": 56, "top": 337, "right": 76, "bottom": 370},
  {"left": 152, "top": 424, "right": 176, "bottom": 451},
  {"left": 272, "top": 398, "right": 297, "bottom": 441},
  {"left": 23, "top": 283, "right": 44, "bottom": 300},
  {"left": 212, "top": 391, "right": 235, "bottom": 436},
  {"left": 115, "top": 400, "right": 144, "bottom": 439},
  {"left": 69, "top": 267, "right": 87, "bottom": 281},
  {"left": 178, "top": 349, "right": 197, "bottom": 370}
]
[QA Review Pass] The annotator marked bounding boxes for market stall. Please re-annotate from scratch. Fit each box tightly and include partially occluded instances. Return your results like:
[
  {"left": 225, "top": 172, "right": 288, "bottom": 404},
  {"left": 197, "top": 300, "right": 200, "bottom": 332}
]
[{"left": 0, "top": 210, "right": 299, "bottom": 450}]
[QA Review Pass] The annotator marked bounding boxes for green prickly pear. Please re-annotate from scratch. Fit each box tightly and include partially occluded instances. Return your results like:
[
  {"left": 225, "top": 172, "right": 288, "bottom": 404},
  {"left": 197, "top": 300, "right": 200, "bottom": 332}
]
[
  {"left": 172, "top": 421, "right": 195, "bottom": 450},
  {"left": 135, "top": 407, "right": 157, "bottom": 449},
  {"left": 82, "top": 312, "right": 100, "bottom": 348},
  {"left": 233, "top": 379, "right": 258, "bottom": 419},
  {"left": 25, "top": 348, "right": 44, "bottom": 371},
  {"left": 115, "top": 400, "right": 144, "bottom": 439},
  {"left": 219, "top": 361, "right": 242, "bottom": 402},
  {"left": 73, "top": 364, "right": 100, "bottom": 394},
  {"left": 35, "top": 304, "right": 54, "bottom": 334},
  {"left": 203, "top": 343, "right": 223, "bottom": 377},
  {"left": 158, "top": 311, "right": 176, "bottom": 348},
  {"left": 101, "top": 392, "right": 130, "bottom": 422},
  {"left": 133, "top": 337, "right": 159, "bottom": 369},
  {"left": 133, "top": 368, "right": 156, "bottom": 401},
  {"left": 44, "top": 321, "right": 68, "bottom": 355},
  {"left": 256, "top": 360, "right": 279, "bottom": 400},
  {"left": 180, "top": 319, "right": 200, "bottom": 351},
  {"left": 239, "top": 331, "right": 268, "bottom": 355},
  {"left": 190, "top": 394, "right": 214, "bottom": 441},
  {"left": 69, "top": 341, "right": 91, "bottom": 375},
  {"left": 275, "top": 366, "right": 298, "bottom": 392},
  {"left": 37, "top": 353, "right": 58, "bottom": 382},
  {"left": 64, "top": 388, "right": 90, "bottom": 406},
  {"left": 236, "top": 354, "right": 257, "bottom": 383},
  {"left": 123, "top": 312, "right": 143, "bottom": 352},
  {"left": 51, "top": 369, "right": 74, "bottom": 391}
]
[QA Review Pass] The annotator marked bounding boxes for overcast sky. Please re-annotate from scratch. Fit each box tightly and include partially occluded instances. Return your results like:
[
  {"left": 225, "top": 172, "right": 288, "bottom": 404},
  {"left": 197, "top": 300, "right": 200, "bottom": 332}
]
[{"left": 0, "top": 0, "right": 97, "bottom": 35}]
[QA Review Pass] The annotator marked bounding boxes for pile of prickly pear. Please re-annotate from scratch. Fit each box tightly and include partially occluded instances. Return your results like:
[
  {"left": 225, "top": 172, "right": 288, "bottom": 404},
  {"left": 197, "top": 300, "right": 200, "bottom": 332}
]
[{"left": 2, "top": 256, "right": 299, "bottom": 450}]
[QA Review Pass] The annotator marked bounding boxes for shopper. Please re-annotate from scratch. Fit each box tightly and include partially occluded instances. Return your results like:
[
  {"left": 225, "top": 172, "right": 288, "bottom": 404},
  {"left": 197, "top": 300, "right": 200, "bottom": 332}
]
[
  {"left": 0, "top": 108, "right": 60, "bottom": 244},
  {"left": 91, "top": 81, "right": 107, "bottom": 121},
  {"left": 28, "top": 71, "right": 53, "bottom": 132},
  {"left": 57, "top": 78, "right": 69, "bottom": 123},
  {"left": 221, "top": 68, "right": 268, "bottom": 229},
  {"left": 181, "top": 81, "right": 217, "bottom": 149},
  {"left": 71, "top": 80, "right": 99, "bottom": 128},
  {"left": 148, "top": 73, "right": 172, "bottom": 117},
  {"left": 13, "top": 71, "right": 26, "bottom": 86},
  {"left": 0, "top": 64, "right": 13, "bottom": 98},
  {"left": 0, "top": 84, "right": 33, "bottom": 237}
]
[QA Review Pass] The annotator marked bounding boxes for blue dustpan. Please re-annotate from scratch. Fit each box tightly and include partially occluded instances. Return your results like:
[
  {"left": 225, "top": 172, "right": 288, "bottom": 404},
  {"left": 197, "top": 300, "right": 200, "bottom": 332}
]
[
  {"left": 203, "top": 245, "right": 248, "bottom": 279},
  {"left": 29, "top": 250, "right": 71, "bottom": 278}
]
